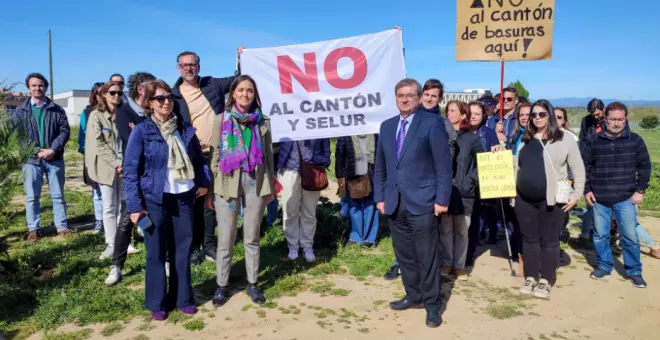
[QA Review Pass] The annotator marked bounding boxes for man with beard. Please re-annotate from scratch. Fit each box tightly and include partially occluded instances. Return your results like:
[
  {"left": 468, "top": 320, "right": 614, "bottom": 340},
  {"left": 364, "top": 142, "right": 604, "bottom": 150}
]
[
  {"left": 582, "top": 102, "right": 650, "bottom": 288},
  {"left": 171, "top": 48, "right": 243, "bottom": 265},
  {"left": 382, "top": 78, "right": 456, "bottom": 281}
]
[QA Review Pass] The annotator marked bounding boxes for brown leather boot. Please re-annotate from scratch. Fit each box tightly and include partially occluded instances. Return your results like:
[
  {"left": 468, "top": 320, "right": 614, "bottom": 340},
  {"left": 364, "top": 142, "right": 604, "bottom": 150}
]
[
  {"left": 648, "top": 248, "right": 660, "bottom": 259},
  {"left": 27, "top": 231, "right": 40, "bottom": 242}
]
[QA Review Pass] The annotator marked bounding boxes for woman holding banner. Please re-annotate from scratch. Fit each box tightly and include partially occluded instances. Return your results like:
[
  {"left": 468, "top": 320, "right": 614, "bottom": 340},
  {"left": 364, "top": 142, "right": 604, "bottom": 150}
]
[
  {"left": 207, "top": 75, "right": 276, "bottom": 306},
  {"left": 514, "top": 99, "right": 584, "bottom": 299},
  {"left": 440, "top": 101, "right": 483, "bottom": 280}
]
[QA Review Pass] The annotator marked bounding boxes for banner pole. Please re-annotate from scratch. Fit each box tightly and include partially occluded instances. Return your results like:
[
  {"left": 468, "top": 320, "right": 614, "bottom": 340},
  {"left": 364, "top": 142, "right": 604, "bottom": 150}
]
[{"left": 499, "top": 61, "right": 505, "bottom": 118}]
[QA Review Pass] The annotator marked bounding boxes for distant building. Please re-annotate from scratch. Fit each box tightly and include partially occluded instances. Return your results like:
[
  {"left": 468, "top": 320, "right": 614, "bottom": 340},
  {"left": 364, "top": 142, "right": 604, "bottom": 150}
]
[
  {"left": 0, "top": 88, "right": 29, "bottom": 111},
  {"left": 463, "top": 88, "right": 490, "bottom": 95},
  {"left": 53, "top": 90, "right": 91, "bottom": 126},
  {"left": 440, "top": 91, "right": 482, "bottom": 109}
]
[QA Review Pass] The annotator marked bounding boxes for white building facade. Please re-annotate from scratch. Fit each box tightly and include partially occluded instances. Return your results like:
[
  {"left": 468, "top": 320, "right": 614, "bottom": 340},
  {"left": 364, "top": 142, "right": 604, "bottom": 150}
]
[
  {"left": 53, "top": 90, "right": 91, "bottom": 126},
  {"left": 439, "top": 91, "right": 482, "bottom": 109}
]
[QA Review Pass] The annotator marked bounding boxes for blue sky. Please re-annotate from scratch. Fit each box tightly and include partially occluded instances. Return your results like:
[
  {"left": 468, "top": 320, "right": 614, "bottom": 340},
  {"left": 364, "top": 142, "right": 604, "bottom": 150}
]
[{"left": 2, "top": 0, "right": 659, "bottom": 100}]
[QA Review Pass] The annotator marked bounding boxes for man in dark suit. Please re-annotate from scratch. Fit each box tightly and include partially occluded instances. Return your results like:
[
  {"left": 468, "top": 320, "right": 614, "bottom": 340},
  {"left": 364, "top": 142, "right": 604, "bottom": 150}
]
[{"left": 374, "top": 78, "right": 452, "bottom": 328}]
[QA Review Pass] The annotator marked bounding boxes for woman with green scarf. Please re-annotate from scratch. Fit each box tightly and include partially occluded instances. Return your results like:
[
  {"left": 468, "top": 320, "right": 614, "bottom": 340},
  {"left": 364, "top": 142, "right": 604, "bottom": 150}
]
[
  {"left": 335, "top": 134, "right": 380, "bottom": 247},
  {"left": 207, "top": 75, "right": 276, "bottom": 306}
]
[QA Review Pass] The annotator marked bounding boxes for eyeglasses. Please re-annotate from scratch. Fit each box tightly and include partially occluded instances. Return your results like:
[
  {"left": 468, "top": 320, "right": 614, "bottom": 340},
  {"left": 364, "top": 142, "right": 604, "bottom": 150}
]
[
  {"left": 481, "top": 100, "right": 494, "bottom": 106},
  {"left": 178, "top": 63, "right": 198, "bottom": 69},
  {"left": 606, "top": 117, "right": 626, "bottom": 123},
  {"left": 108, "top": 91, "right": 123, "bottom": 97},
  {"left": 530, "top": 111, "right": 549, "bottom": 119},
  {"left": 152, "top": 94, "right": 174, "bottom": 104},
  {"left": 504, "top": 97, "right": 515, "bottom": 102}
]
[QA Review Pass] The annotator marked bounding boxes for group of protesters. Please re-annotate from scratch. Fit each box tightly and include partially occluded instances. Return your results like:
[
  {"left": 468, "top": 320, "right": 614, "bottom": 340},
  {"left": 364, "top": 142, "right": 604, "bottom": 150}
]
[{"left": 10, "top": 47, "right": 655, "bottom": 326}]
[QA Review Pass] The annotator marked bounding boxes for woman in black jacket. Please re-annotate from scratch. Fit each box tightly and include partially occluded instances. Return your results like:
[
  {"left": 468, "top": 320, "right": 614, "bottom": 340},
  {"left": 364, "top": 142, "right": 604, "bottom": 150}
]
[
  {"left": 335, "top": 134, "right": 379, "bottom": 247},
  {"left": 439, "top": 104, "right": 484, "bottom": 280}
]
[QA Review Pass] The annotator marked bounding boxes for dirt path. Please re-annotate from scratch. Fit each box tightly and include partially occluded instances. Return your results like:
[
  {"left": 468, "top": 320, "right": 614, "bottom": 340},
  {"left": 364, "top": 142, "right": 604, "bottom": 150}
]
[{"left": 27, "top": 216, "right": 660, "bottom": 340}]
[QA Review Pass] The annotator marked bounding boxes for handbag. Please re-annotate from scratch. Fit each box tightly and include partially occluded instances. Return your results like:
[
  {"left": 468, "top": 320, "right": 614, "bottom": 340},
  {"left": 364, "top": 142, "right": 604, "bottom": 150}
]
[
  {"left": 539, "top": 139, "right": 571, "bottom": 204},
  {"left": 297, "top": 141, "right": 328, "bottom": 191},
  {"left": 347, "top": 170, "right": 372, "bottom": 199}
]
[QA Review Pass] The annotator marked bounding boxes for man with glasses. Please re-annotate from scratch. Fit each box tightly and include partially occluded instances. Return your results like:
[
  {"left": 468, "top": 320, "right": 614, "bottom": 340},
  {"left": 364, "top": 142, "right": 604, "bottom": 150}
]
[
  {"left": 12, "top": 73, "right": 71, "bottom": 242},
  {"left": 480, "top": 92, "right": 499, "bottom": 130},
  {"left": 582, "top": 102, "right": 651, "bottom": 288},
  {"left": 171, "top": 48, "right": 243, "bottom": 265},
  {"left": 500, "top": 87, "right": 519, "bottom": 138}
]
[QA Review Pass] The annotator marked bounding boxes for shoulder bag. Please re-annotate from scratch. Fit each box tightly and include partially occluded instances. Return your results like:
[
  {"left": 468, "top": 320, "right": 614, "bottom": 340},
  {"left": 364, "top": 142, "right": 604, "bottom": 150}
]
[
  {"left": 539, "top": 139, "right": 571, "bottom": 204},
  {"left": 347, "top": 168, "right": 372, "bottom": 199},
  {"left": 297, "top": 141, "right": 328, "bottom": 191}
]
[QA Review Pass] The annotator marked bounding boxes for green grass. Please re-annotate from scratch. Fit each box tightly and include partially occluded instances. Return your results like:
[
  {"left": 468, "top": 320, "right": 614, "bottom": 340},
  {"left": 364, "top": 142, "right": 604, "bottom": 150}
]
[
  {"left": 42, "top": 328, "right": 94, "bottom": 340},
  {"left": 100, "top": 323, "right": 123, "bottom": 337},
  {"left": 182, "top": 319, "right": 205, "bottom": 331}
]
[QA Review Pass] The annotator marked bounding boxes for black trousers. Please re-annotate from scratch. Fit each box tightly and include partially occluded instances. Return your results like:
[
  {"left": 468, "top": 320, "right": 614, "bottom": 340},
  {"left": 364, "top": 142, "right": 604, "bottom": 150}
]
[
  {"left": 514, "top": 197, "right": 564, "bottom": 284},
  {"left": 389, "top": 198, "right": 441, "bottom": 310},
  {"left": 192, "top": 152, "right": 217, "bottom": 253},
  {"left": 112, "top": 222, "right": 134, "bottom": 269}
]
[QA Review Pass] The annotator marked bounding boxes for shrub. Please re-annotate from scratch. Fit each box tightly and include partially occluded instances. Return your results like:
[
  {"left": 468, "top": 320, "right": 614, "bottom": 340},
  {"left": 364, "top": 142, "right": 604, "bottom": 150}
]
[{"left": 640, "top": 115, "right": 660, "bottom": 130}]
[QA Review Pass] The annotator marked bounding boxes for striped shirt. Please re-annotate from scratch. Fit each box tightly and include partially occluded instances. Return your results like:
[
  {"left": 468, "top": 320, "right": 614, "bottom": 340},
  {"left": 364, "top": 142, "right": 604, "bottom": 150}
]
[{"left": 581, "top": 129, "right": 651, "bottom": 206}]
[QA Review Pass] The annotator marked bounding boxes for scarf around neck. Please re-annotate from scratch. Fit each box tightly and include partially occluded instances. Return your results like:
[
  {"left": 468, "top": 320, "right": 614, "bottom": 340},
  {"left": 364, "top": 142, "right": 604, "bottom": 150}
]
[
  {"left": 351, "top": 135, "right": 375, "bottom": 164},
  {"left": 151, "top": 114, "right": 195, "bottom": 181},
  {"left": 219, "top": 104, "right": 264, "bottom": 175}
]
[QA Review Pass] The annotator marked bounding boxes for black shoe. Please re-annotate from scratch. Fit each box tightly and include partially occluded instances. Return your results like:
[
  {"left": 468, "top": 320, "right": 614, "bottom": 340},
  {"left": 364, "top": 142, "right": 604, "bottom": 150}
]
[
  {"left": 190, "top": 249, "right": 204, "bottom": 266},
  {"left": 383, "top": 264, "right": 401, "bottom": 281},
  {"left": 246, "top": 283, "right": 265, "bottom": 304},
  {"left": 426, "top": 310, "right": 442, "bottom": 328},
  {"left": 560, "top": 229, "right": 570, "bottom": 243},
  {"left": 203, "top": 249, "right": 217, "bottom": 263},
  {"left": 212, "top": 286, "right": 228, "bottom": 306},
  {"left": 389, "top": 296, "right": 423, "bottom": 311}
]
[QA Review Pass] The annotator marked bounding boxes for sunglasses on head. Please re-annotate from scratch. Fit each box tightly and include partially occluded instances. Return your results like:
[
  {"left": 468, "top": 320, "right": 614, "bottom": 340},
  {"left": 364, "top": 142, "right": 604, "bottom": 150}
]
[
  {"left": 530, "top": 111, "right": 549, "bottom": 119},
  {"left": 152, "top": 94, "right": 174, "bottom": 104},
  {"left": 108, "top": 91, "right": 123, "bottom": 97}
]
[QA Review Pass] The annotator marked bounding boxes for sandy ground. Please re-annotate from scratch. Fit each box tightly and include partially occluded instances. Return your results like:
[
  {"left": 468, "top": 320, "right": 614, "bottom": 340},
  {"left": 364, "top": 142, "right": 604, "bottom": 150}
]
[{"left": 23, "top": 215, "right": 660, "bottom": 340}]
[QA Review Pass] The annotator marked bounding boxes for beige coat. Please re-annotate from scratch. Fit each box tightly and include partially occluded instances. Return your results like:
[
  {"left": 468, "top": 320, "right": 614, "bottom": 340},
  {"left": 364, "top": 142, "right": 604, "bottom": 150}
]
[
  {"left": 209, "top": 112, "right": 275, "bottom": 198},
  {"left": 514, "top": 133, "right": 585, "bottom": 206},
  {"left": 84, "top": 110, "right": 123, "bottom": 186}
]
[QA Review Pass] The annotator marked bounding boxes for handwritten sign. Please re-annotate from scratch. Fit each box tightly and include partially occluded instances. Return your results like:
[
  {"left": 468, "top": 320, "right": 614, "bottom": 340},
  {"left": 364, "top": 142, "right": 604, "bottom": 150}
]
[
  {"left": 456, "top": 0, "right": 555, "bottom": 61},
  {"left": 477, "top": 150, "right": 516, "bottom": 199}
]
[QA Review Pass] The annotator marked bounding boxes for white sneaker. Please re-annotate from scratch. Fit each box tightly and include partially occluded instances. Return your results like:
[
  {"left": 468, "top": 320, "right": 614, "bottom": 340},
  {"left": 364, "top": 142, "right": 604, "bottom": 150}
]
[
  {"left": 165, "top": 262, "right": 170, "bottom": 277},
  {"left": 105, "top": 265, "right": 122, "bottom": 285},
  {"left": 99, "top": 246, "right": 114, "bottom": 260},
  {"left": 519, "top": 277, "right": 537, "bottom": 295},
  {"left": 287, "top": 249, "right": 299, "bottom": 261},
  {"left": 127, "top": 244, "right": 140, "bottom": 255},
  {"left": 533, "top": 279, "right": 552, "bottom": 299},
  {"left": 303, "top": 248, "right": 316, "bottom": 263}
]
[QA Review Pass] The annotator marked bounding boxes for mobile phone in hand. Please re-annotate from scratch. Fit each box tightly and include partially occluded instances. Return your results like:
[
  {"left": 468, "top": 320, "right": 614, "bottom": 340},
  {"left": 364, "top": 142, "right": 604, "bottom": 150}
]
[{"left": 137, "top": 214, "right": 153, "bottom": 231}]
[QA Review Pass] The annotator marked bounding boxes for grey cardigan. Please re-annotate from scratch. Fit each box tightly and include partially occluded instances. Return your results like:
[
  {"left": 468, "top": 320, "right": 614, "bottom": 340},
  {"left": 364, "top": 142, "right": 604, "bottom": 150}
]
[{"left": 515, "top": 134, "right": 585, "bottom": 206}]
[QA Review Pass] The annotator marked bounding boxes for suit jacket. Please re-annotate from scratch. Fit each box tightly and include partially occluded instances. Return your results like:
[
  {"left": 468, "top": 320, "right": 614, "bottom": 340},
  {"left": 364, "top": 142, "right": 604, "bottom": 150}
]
[{"left": 373, "top": 110, "right": 452, "bottom": 215}]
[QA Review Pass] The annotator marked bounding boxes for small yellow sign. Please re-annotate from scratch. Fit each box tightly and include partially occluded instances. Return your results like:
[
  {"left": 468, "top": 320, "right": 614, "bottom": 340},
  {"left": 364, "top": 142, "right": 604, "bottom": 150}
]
[
  {"left": 456, "top": 0, "right": 555, "bottom": 61},
  {"left": 477, "top": 150, "right": 516, "bottom": 199}
]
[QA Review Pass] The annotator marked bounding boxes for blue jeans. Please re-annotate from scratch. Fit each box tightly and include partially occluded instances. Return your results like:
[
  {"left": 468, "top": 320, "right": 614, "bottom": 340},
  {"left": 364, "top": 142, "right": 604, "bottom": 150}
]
[
  {"left": 266, "top": 196, "right": 279, "bottom": 226},
  {"left": 22, "top": 159, "right": 68, "bottom": 232},
  {"left": 92, "top": 184, "right": 103, "bottom": 223},
  {"left": 580, "top": 206, "right": 594, "bottom": 239},
  {"left": 593, "top": 199, "right": 642, "bottom": 277},
  {"left": 346, "top": 190, "right": 379, "bottom": 244}
]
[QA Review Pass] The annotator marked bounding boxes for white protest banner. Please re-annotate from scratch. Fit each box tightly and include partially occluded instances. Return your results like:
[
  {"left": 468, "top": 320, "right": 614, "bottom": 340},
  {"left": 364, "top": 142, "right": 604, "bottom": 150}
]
[{"left": 240, "top": 29, "right": 405, "bottom": 142}]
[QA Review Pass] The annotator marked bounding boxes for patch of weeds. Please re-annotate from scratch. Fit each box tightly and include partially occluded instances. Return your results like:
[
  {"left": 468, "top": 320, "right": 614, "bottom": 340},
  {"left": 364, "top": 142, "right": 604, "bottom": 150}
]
[
  {"left": 311, "top": 281, "right": 335, "bottom": 294},
  {"left": 358, "top": 328, "right": 370, "bottom": 333},
  {"left": 323, "top": 308, "right": 337, "bottom": 315},
  {"left": 264, "top": 274, "right": 307, "bottom": 299},
  {"left": 316, "top": 320, "right": 329, "bottom": 329},
  {"left": 528, "top": 312, "right": 541, "bottom": 317},
  {"left": 199, "top": 307, "right": 209, "bottom": 313},
  {"left": 344, "top": 326, "right": 351, "bottom": 329},
  {"left": 278, "top": 307, "right": 292, "bottom": 315},
  {"left": 135, "top": 322, "right": 156, "bottom": 331},
  {"left": 337, "top": 318, "right": 352, "bottom": 324},
  {"left": 568, "top": 265, "right": 577, "bottom": 269},
  {"left": 225, "top": 317, "right": 232, "bottom": 321},
  {"left": 527, "top": 335, "right": 535, "bottom": 340},
  {"left": 43, "top": 328, "right": 94, "bottom": 340},
  {"left": 166, "top": 311, "right": 192, "bottom": 325},
  {"left": 256, "top": 310, "right": 267, "bottom": 318},
  {"left": 539, "top": 334, "right": 550, "bottom": 340},
  {"left": 262, "top": 301, "right": 278, "bottom": 309},
  {"left": 330, "top": 289, "right": 350, "bottom": 296},
  {"left": 307, "top": 262, "right": 343, "bottom": 276},
  {"left": 207, "top": 312, "right": 216, "bottom": 318},
  {"left": 299, "top": 302, "right": 306, "bottom": 307},
  {"left": 241, "top": 304, "right": 253, "bottom": 312},
  {"left": 550, "top": 332, "right": 568, "bottom": 339},
  {"left": 132, "top": 335, "right": 150, "bottom": 340},
  {"left": 182, "top": 319, "right": 205, "bottom": 331},
  {"left": 373, "top": 300, "right": 387, "bottom": 307},
  {"left": 339, "top": 308, "right": 359, "bottom": 319},
  {"left": 101, "top": 323, "right": 123, "bottom": 337},
  {"left": 572, "top": 329, "right": 580, "bottom": 333},
  {"left": 315, "top": 311, "right": 328, "bottom": 319},
  {"left": 485, "top": 304, "right": 524, "bottom": 319}
]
